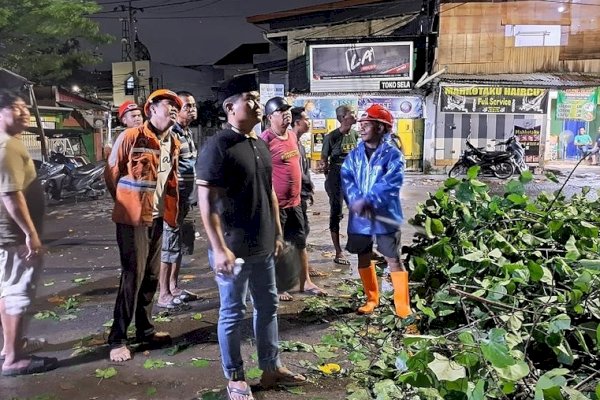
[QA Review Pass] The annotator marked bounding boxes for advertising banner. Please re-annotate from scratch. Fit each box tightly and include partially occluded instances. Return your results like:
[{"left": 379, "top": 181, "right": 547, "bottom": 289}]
[
  {"left": 358, "top": 97, "right": 423, "bottom": 119},
  {"left": 309, "top": 42, "right": 413, "bottom": 93},
  {"left": 259, "top": 83, "right": 285, "bottom": 105},
  {"left": 514, "top": 120, "right": 541, "bottom": 163},
  {"left": 440, "top": 86, "right": 548, "bottom": 114},
  {"left": 556, "top": 88, "right": 598, "bottom": 121}
]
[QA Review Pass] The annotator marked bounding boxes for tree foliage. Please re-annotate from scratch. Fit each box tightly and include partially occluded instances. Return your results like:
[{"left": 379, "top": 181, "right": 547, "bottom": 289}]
[
  {"left": 0, "top": 0, "right": 112, "bottom": 84},
  {"left": 300, "top": 167, "right": 600, "bottom": 399}
]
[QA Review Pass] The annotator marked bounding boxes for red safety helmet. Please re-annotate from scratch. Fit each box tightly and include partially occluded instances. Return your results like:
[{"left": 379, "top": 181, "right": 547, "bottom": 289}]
[
  {"left": 144, "top": 89, "right": 183, "bottom": 117},
  {"left": 117, "top": 100, "right": 141, "bottom": 120},
  {"left": 358, "top": 104, "right": 393, "bottom": 127}
]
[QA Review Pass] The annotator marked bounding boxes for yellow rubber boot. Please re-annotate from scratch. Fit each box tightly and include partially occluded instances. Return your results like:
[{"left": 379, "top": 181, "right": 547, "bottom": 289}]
[
  {"left": 390, "top": 271, "right": 412, "bottom": 318},
  {"left": 357, "top": 263, "right": 379, "bottom": 314}
]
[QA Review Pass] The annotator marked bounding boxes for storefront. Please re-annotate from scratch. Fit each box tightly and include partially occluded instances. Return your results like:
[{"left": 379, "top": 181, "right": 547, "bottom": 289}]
[
  {"left": 435, "top": 84, "right": 549, "bottom": 166},
  {"left": 291, "top": 94, "right": 424, "bottom": 171},
  {"left": 547, "top": 87, "right": 600, "bottom": 162}
]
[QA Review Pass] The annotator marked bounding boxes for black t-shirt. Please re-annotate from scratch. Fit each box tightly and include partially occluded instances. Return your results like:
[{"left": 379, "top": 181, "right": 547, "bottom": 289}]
[
  {"left": 195, "top": 129, "right": 275, "bottom": 257},
  {"left": 365, "top": 145, "right": 376, "bottom": 160}
]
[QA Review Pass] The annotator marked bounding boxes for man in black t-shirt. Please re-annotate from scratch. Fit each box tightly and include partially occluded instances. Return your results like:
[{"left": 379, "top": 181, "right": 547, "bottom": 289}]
[
  {"left": 320, "top": 105, "right": 358, "bottom": 265},
  {"left": 196, "top": 76, "right": 307, "bottom": 399}
]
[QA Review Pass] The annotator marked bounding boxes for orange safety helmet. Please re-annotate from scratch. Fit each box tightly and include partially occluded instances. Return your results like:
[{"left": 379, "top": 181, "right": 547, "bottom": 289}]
[
  {"left": 144, "top": 89, "right": 183, "bottom": 117},
  {"left": 117, "top": 100, "right": 142, "bottom": 120},
  {"left": 358, "top": 104, "right": 393, "bottom": 127}
]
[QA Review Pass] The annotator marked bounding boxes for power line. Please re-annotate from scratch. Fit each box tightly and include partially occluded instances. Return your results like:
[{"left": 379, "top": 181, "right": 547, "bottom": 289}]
[
  {"left": 92, "top": 0, "right": 219, "bottom": 14},
  {"left": 288, "top": 0, "right": 419, "bottom": 45},
  {"left": 90, "top": 14, "right": 242, "bottom": 19}
]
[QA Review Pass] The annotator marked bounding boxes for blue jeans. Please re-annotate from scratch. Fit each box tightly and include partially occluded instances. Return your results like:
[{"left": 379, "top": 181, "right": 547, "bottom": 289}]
[{"left": 208, "top": 250, "right": 282, "bottom": 380}]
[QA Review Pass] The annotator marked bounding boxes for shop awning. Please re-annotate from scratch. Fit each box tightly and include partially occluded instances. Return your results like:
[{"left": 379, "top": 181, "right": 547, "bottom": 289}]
[{"left": 439, "top": 73, "right": 600, "bottom": 89}]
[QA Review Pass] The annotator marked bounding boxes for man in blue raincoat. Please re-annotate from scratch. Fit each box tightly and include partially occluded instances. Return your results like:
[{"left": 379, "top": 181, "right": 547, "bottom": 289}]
[{"left": 341, "top": 104, "right": 411, "bottom": 318}]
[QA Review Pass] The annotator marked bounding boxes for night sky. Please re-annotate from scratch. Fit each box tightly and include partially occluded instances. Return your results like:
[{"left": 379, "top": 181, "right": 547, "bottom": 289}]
[{"left": 92, "top": 0, "right": 335, "bottom": 67}]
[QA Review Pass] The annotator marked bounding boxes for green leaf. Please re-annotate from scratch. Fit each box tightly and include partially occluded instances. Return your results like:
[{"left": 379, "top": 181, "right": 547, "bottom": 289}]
[
  {"left": 579, "top": 259, "right": 600, "bottom": 271},
  {"left": 33, "top": 310, "right": 59, "bottom": 321},
  {"left": 246, "top": 367, "right": 262, "bottom": 379},
  {"left": 427, "top": 353, "right": 466, "bottom": 382},
  {"left": 95, "top": 367, "right": 117, "bottom": 379},
  {"left": 458, "top": 331, "right": 475, "bottom": 345},
  {"left": 545, "top": 171, "right": 559, "bottom": 183},
  {"left": 468, "top": 379, "right": 486, "bottom": 400},
  {"left": 143, "top": 358, "right": 168, "bottom": 369},
  {"left": 461, "top": 250, "right": 485, "bottom": 262},
  {"left": 373, "top": 379, "right": 402, "bottom": 400},
  {"left": 493, "top": 360, "right": 530, "bottom": 381},
  {"left": 146, "top": 387, "right": 157, "bottom": 397},
  {"left": 467, "top": 165, "right": 480, "bottom": 179},
  {"left": 285, "top": 386, "right": 305, "bottom": 395},
  {"left": 72, "top": 276, "right": 91, "bottom": 284},
  {"left": 519, "top": 170, "right": 533, "bottom": 184},
  {"left": 456, "top": 182, "right": 475, "bottom": 203},
  {"left": 191, "top": 313, "right": 203, "bottom": 320},
  {"left": 565, "top": 236, "right": 581, "bottom": 260},
  {"left": 548, "top": 314, "right": 571, "bottom": 333},
  {"left": 563, "top": 387, "right": 590, "bottom": 400},
  {"left": 190, "top": 358, "right": 210, "bottom": 368},
  {"left": 431, "top": 218, "right": 445, "bottom": 235},
  {"left": 480, "top": 328, "right": 516, "bottom": 368},
  {"left": 506, "top": 180, "right": 525, "bottom": 195},
  {"left": 507, "top": 193, "right": 526, "bottom": 205},
  {"left": 347, "top": 387, "right": 372, "bottom": 400}
]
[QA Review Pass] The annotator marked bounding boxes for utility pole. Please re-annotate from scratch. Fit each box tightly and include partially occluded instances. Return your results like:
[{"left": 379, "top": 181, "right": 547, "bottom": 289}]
[
  {"left": 128, "top": 0, "right": 139, "bottom": 104},
  {"left": 116, "top": 1, "right": 141, "bottom": 104}
]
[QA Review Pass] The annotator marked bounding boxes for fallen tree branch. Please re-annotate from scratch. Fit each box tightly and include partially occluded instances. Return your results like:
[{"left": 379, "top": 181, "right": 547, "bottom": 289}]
[{"left": 448, "top": 286, "right": 536, "bottom": 315}]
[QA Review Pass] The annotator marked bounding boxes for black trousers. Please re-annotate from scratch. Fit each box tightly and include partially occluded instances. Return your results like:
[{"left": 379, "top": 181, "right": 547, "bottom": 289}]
[
  {"left": 108, "top": 219, "right": 163, "bottom": 347},
  {"left": 325, "top": 164, "right": 344, "bottom": 233}
]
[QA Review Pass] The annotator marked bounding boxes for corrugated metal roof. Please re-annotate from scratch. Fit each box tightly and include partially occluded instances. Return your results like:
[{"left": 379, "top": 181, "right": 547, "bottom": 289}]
[{"left": 440, "top": 73, "right": 600, "bottom": 88}]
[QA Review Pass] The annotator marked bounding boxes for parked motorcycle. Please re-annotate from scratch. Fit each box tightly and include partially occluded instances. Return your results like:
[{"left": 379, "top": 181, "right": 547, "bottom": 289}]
[
  {"left": 37, "top": 153, "right": 106, "bottom": 201},
  {"left": 448, "top": 138, "right": 515, "bottom": 179},
  {"left": 502, "top": 136, "right": 528, "bottom": 174}
]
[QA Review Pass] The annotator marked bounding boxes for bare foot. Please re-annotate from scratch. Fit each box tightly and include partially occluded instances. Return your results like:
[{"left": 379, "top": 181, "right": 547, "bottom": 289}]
[
  {"left": 278, "top": 292, "right": 294, "bottom": 301},
  {"left": 301, "top": 282, "right": 328, "bottom": 296},
  {"left": 109, "top": 345, "right": 132, "bottom": 362}
]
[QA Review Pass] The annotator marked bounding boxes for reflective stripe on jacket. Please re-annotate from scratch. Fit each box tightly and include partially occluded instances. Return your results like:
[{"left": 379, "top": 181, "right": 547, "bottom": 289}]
[
  {"left": 341, "top": 139, "right": 404, "bottom": 235},
  {"left": 105, "top": 122, "right": 180, "bottom": 227}
]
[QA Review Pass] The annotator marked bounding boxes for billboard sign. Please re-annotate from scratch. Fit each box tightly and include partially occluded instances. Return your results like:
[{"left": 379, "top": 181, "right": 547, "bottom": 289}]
[
  {"left": 309, "top": 42, "right": 414, "bottom": 93},
  {"left": 439, "top": 86, "right": 548, "bottom": 114}
]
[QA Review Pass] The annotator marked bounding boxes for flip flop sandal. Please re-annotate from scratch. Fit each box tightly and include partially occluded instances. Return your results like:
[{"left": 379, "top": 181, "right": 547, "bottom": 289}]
[
  {"left": 303, "top": 287, "right": 328, "bottom": 297},
  {"left": 333, "top": 257, "right": 351, "bottom": 265},
  {"left": 2, "top": 355, "right": 58, "bottom": 377},
  {"left": 135, "top": 332, "right": 172, "bottom": 347},
  {"left": 308, "top": 269, "right": 328, "bottom": 277},
  {"left": 156, "top": 297, "right": 184, "bottom": 309},
  {"left": 260, "top": 368, "right": 308, "bottom": 388},
  {"left": 227, "top": 383, "right": 254, "bottom": 400},
  {"left": 0, "top": 337, "right": 47, "bottom": 362},
  {"left": 178, "top": 290, "right": 201, "bottom": 302}
]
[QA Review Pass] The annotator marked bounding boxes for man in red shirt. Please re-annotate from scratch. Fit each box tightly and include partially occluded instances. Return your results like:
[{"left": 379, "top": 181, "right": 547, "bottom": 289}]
[{"left": 261, "top": 97, "right": 326, "bottom": 300}]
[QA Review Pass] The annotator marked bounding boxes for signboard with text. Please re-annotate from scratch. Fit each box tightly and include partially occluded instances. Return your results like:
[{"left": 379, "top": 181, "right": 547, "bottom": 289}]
[
  {"left": 440, "top": 86, "right": 548, "bottom": 114},
  {"left": 309, "top": 42, "right": 414, "bottom": 92},
  {"left": 556, "top": 88, "right": 598, "bottom": 121}
]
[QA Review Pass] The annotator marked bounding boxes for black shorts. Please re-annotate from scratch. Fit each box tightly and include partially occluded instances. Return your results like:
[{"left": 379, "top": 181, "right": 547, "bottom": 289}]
[
  {"left": 279, "top": 205, "right": 306, "bottom": 249},
  {"left": 346, "top": 231, "right": 401, "bottom": 260}
]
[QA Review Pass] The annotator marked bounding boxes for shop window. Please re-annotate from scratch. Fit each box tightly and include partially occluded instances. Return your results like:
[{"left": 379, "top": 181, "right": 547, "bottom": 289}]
[{"left": 505, "top": 25, "right": 561, "bottom": 47}]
